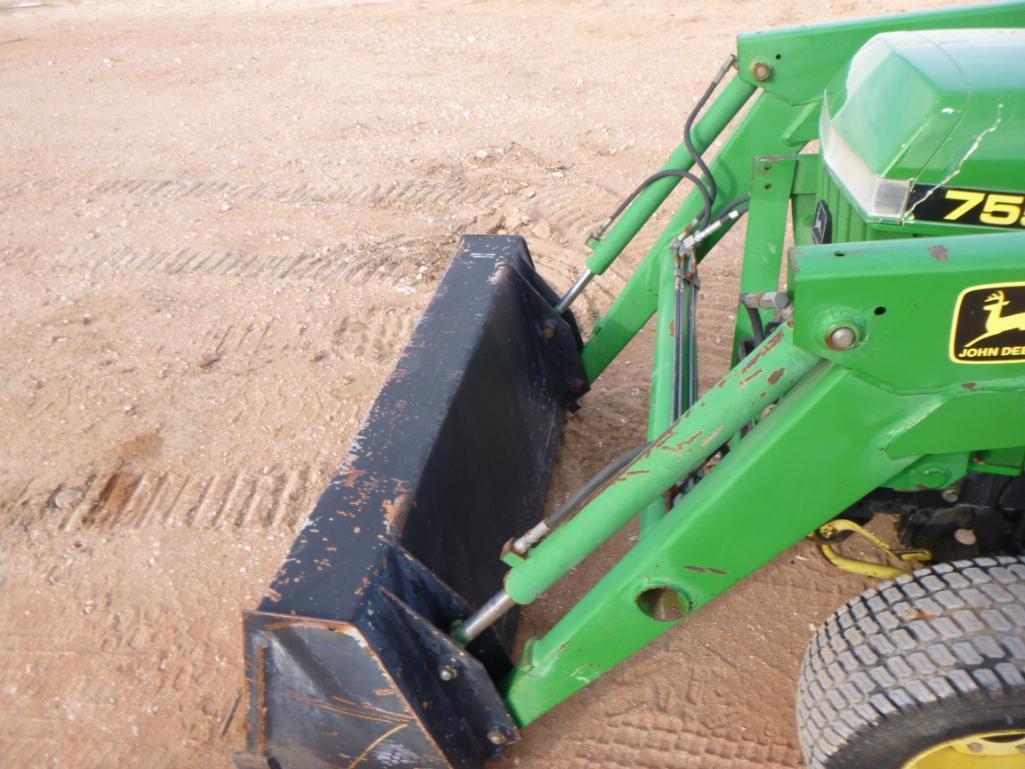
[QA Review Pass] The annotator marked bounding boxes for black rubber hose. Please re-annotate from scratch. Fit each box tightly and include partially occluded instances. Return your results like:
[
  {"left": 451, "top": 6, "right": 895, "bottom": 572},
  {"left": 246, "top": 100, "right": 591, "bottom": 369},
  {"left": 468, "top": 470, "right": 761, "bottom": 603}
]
[
  {"left": 746, "top": 305, "right": 766, "bottom": 345},
  {"left": 715, "top": 194, "right": 750, "bottom": 219},
  {"left": 546, "top": 443, "right": 650, "bottom": 528},
  {"left": 600, "top": 64, "right": 734, "bottom": 238},
  {"left": 684, "top": 76, "right": 724, "bottom": 223},
  {"left": 604, "top": 169, "right": 713, "bottom": 235}
]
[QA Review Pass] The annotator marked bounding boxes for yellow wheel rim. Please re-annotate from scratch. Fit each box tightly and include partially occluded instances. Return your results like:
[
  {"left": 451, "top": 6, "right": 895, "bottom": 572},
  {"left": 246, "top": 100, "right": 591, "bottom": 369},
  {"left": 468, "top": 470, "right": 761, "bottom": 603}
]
[{"left": 904, "top": 730, "right": 1025, "bottom": 768}]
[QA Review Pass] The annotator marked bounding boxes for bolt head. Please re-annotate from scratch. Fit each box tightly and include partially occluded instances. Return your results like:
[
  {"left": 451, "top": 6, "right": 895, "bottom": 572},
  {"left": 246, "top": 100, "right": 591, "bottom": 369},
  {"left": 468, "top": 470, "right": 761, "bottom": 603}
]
[
  {"left": 954, "top": 528, "right": 977, "bottom": 546},
  {"left": 438, "top": 665, "right": 458, "bottom": 681},
  {"left": 968, "top": 741, "right": 984, "bottom": 753},
  {"left": 941, "top": 487, "right": 960, "bottom": 503},
  {"left": 759, "top": 291, "right": 789, "bottom": 310},
  {"left": 826, "top": 326, "right": 857, "bottom": 351},
  {"left": 752, "top": 61, "right": 772, "bottom": 82},
  {"left": 486, "top": 730, "right": 508, "bottom": 745}
]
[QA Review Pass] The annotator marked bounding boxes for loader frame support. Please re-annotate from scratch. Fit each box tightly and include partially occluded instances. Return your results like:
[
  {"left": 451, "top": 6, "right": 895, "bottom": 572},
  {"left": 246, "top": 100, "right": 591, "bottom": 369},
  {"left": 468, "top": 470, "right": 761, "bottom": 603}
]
[
  {"left": 502, "top": 227, "right": 1025, "bottom": 723},
  {"left": 504, "top": 360, "right": 928, "bottom": 724}
]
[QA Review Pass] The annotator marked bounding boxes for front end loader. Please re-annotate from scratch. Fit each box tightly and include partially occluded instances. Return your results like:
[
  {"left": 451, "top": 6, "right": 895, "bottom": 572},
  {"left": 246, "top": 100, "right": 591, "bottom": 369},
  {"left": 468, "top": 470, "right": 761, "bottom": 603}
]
[{"left": 236, "top": 4, "right": 1025, "bottom": 768}]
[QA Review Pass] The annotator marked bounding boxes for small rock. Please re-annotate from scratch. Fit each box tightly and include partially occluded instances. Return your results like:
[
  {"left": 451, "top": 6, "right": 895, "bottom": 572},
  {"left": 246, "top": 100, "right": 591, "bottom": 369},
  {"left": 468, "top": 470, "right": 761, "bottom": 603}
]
[
  {"left": 474, "top": 149, "right": 489, "bottom": 160},
  {"left": 197, "top": 352, "right": 221, "bottom": 369},
  {"left": 54, "top": 488, "right": 84, "bottom": 510},
  {"left": 531, "top": 221, "right": 552, "bottom": 240},
  {"left": 477, "top": 212, "right": 504, "bottom": 234}
]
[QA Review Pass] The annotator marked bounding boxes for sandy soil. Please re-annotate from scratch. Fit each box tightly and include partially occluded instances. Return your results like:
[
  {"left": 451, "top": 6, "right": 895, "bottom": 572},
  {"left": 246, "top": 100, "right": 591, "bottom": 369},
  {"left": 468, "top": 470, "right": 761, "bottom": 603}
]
[{"left": 0, "top": 0, "right": 944, "bottom": 767}]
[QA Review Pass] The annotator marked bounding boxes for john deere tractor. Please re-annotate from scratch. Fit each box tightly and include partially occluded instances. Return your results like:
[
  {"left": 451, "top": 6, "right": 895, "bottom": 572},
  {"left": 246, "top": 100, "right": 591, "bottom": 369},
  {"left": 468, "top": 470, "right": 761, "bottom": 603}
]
[{"left": 234, "top": 4, "right": 1025, "bottom": 768}]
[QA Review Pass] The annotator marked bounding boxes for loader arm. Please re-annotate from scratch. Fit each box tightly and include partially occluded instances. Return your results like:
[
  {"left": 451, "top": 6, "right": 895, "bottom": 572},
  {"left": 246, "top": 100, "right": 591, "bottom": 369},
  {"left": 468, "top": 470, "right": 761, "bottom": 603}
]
[{"left": 503, "top": 231, "right": 1025, "bottom": 722}]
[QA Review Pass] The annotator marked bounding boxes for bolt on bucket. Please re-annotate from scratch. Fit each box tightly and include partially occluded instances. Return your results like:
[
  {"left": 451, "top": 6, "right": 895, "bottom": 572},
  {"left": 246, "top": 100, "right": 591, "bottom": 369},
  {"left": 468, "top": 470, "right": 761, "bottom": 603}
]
[{"left": 235, "top": 235, "right": 587, "bottom": 769}]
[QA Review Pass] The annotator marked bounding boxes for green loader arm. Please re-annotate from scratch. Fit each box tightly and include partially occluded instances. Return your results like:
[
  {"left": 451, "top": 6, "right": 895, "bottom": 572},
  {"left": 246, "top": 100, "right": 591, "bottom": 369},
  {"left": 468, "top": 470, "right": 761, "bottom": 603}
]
[{"left": 484, "top": 0, "right": 1025, "bottom": 726}]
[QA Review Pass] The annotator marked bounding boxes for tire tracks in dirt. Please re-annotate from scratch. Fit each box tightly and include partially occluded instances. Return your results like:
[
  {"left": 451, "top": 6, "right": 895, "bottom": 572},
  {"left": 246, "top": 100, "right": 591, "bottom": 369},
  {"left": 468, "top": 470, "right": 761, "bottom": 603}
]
[
  {"left": 4, "top": 463, "right": 324, "bottom": 532},
  {"left": 1, "top": 172, "right": 633, "bottom": 309}
]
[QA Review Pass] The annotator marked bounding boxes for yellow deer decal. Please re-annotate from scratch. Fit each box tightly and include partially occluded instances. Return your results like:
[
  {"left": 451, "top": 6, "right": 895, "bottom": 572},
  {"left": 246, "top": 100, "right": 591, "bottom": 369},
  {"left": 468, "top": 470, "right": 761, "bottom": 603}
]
[{"left": 965, "top": 290, "right": 1025, "bottom": 347}]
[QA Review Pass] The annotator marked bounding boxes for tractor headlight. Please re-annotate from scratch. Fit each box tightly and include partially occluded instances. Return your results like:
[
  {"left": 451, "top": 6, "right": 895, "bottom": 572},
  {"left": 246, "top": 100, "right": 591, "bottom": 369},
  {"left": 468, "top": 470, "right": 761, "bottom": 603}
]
[{"left": 820, "top": 112, "right": 910, "bottom": 220}]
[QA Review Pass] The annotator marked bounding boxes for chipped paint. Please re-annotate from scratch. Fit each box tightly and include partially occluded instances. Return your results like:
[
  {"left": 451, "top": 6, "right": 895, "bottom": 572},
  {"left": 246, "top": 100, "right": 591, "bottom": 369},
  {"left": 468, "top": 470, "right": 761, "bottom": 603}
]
[
  {"left": 382, "top": 491, "right": 413, "bottom": 534},
  {"left": 699, "top": 425, "right": 724, "bottom": 449},
  {"left": 684, "top": 564, "right": 728, "bottom": 575},
  {"left": 284, "top": 689, "right": 407, "bottom": 725},
  {"left": 740, "top": 327, "right": 785, "bottom": 374},
  {"left": 739, "top": 368, "right": 763, "bottom": 387}
]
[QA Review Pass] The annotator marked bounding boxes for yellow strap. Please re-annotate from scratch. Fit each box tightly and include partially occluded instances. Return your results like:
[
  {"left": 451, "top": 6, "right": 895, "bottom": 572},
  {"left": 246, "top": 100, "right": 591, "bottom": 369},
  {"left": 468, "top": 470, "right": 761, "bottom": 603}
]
[{"left": 814, "top": 519, "right": 931, "bottom": 580}]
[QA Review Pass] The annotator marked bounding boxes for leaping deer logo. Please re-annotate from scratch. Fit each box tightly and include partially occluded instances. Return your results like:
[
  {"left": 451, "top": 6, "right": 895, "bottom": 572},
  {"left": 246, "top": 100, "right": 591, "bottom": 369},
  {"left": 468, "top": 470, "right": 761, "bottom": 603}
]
[{"left": 964, "top": 290, "right": 1025, "bottom": 347}]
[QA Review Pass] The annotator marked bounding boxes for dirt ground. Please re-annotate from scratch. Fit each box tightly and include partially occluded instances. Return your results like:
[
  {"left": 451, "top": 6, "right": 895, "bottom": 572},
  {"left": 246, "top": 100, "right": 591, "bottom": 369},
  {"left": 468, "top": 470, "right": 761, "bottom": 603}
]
[{"left": 0, "top": 0, "right": 948, "bottom": 767}]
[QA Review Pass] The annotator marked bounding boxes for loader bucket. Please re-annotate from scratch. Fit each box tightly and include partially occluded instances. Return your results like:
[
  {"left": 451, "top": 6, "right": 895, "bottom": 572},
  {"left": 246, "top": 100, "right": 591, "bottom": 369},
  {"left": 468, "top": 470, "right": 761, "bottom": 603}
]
[{"left": 236, "top": 235, "right": 587, "bottom": 769}]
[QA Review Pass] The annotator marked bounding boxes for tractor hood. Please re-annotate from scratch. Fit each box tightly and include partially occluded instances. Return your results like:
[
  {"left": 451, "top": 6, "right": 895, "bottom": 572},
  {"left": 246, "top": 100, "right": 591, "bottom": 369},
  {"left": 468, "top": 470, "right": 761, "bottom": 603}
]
[{"left": 820, "top": 28, "right": 1025, "bottom": 221}]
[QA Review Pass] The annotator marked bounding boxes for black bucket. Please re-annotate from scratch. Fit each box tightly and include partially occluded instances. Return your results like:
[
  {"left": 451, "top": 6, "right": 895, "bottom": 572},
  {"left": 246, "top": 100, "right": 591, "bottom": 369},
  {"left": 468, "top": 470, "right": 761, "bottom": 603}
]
[{"left": 236, "top": 235, "right": 587, "bottom": 769}]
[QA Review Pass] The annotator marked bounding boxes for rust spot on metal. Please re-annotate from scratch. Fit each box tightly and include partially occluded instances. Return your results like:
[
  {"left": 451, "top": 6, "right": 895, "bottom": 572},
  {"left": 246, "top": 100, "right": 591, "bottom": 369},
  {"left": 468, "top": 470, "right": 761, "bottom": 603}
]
[
  {"left": 256, "top": 644, "right": 268, "bottom": 751},
  {"left": 332, "top": 694, "right": 409, "bottom": 721},
  {"left": 346, "top": 722, "right": 409, "bottom": 768},
  {"left": 699, "top": 427, "right": 724, "bottom": 449},
  {"left": 739, "top": 368, "right": 762, "bottom": 387},
  {"left": 679, "top": 430, "right": 703, "bottom": 448},
  {"left": 962, "top": 382, "right": 977, "bottom": 390},
  {"left": 928, "top": 244, "right": 949, "bottom": 262},
  {"left": 264, "top": 621, "right": 294, "bottom": 631},
  {"left": 354, "top": 575, "right": 372, "bottom": 597},
  {"left": 340, "top": 468, "right": 366, "bottom": 488},
  {"left": 284, "top": 689, "right": 409, "bottom": 726},
  {"left": 382, "top": 491, "right": 413, "bottom": 534},
  {"left": 768, "top": 368, "right": 784, "bottom": 384},
  {"left": 642, "top": 425, "right": 703, "bottom": 462},
  {"left": 740, "top": 329, "right": 784, "bottom": 374}
]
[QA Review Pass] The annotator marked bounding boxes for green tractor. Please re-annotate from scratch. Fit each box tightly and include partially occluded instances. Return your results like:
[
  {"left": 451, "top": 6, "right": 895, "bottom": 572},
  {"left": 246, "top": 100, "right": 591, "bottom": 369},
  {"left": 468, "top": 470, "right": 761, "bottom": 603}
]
[{"left": 235, "top": 4, "right": 1025, "bottom": 768}]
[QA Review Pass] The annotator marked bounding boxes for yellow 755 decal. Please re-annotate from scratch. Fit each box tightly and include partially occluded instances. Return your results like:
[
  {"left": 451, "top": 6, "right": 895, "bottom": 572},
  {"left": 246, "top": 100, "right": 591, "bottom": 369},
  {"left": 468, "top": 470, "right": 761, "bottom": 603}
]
[{"left": 909, "top": 185, "right": 1025, "bottom": 229}]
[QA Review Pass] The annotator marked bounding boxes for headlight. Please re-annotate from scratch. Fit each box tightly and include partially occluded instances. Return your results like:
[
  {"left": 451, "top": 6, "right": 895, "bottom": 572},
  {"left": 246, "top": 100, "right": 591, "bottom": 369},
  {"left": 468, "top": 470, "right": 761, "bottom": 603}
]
[{"left": 820, "top": 111, "right": 910, "bottom": 220}]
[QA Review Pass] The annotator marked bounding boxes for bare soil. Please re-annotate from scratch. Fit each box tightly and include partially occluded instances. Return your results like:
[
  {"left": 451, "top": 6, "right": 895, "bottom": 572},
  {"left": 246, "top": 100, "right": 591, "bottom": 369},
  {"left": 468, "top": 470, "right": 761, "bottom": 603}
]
[{"left": 0, "top": 1, "right": 939, "bottom": 767}]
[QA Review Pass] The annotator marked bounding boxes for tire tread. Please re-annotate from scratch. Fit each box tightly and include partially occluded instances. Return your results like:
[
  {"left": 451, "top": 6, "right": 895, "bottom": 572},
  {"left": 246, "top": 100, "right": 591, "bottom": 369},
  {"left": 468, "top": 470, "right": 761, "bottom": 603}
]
[{"left": 797, "top": 556, "right": 1025, "bottom": 769}]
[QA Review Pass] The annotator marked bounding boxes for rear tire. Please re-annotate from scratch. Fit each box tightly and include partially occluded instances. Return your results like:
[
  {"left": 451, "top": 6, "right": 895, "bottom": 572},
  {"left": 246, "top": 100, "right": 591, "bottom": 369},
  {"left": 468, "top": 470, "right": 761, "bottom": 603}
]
[{"left": 797, "top": 556, "right": 1025, "bottom": 769}]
